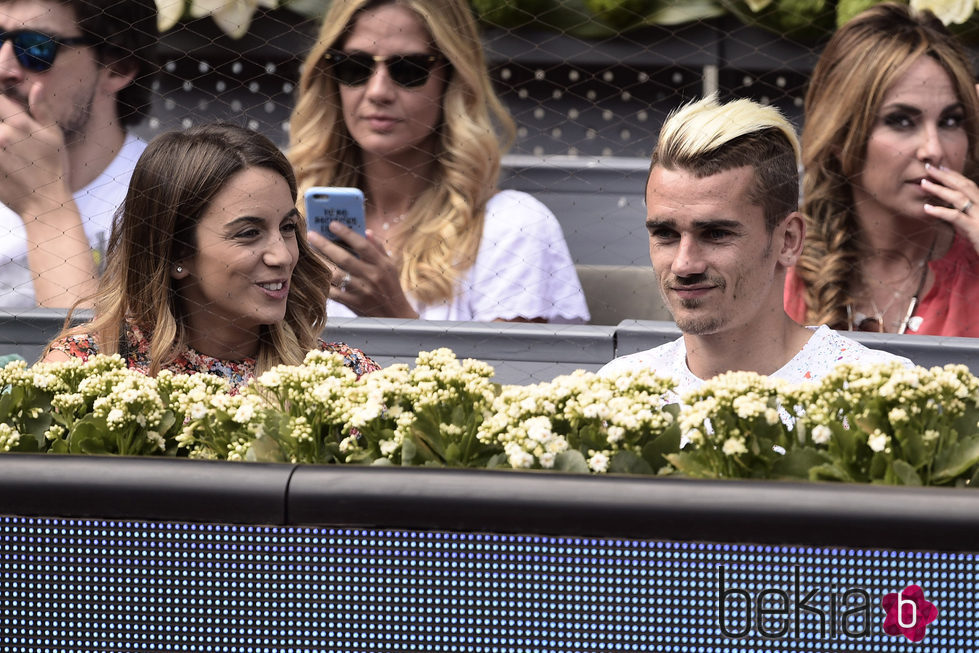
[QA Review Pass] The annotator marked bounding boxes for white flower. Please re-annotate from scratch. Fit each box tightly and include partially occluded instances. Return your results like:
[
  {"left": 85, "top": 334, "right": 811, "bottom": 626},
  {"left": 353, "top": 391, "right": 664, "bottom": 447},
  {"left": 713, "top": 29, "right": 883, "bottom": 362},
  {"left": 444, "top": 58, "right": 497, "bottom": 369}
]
[
  {"left": 606, "top": 425, "right": 625, "bottom": 444},
  {"left": 256, "top": 369, "right": 281, "bottom": 388},
  {"left": 106, "top": 408, "right": 125, "bottom": 426},
  {"left": 910, "top": 0, "right": 975, "bottom": 24},
  {"left": 683, "top": 428, "right": 704, "bottom": 447},
  {"left": 189, "top": 403, "right": 208, "bottom": 421},
  {"left": 538, "top": 452, "right": 556, "bottom": 469},
  {"left": 232, "top": 401, "right": 255, "bottom": 424},
  {"left": 525, "top": 416, "right": 553, "bottom": 443},
  {"left": 147, "top": 431, "right": 165, "bottom": 452},
  {"left": 888, "top": 407, "right": 910, "bottom": 424},
  {"left": 745, "top": 0, "right": 774, "bottom": 12},
  {"left": 587, "top": 452, "right": 609, "bottom": 473},
  {"left": 504, "top": 442, "right": 535, "bottom": 469},
  {"left": 811, "top": 425, "right": 832, "bottom": 446},
  {"left": 0, "top": 423, "right": 21, "bottom": 451},
  {"left": 379, "top": 439, "right": 399, "bottom": 457},
  {"left": 868, "top": 430, "right": 889, "bottom": 453},
  {"left": 722, "top": 437, "right": 748, "bottom": 457},
  {"left": 764, "top": 408, "right": 779, "bottom": 426},
  {"left": 185, "top": 0, "right": 279, "bottom": 39}
]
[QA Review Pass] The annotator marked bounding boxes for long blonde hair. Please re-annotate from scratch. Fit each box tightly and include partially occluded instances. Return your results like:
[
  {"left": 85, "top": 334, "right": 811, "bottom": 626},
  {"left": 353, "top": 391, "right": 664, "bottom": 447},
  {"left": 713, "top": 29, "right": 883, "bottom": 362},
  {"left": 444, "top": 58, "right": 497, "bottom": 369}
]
[
  {"left": 48, "top": 123, "right": 331, "bottom": 374},
  {"left": 797, "top": 2, "right": 979, "bottom": 328},
  {"left": 289, "top": 0, "right": 515, "bottom": 304}
]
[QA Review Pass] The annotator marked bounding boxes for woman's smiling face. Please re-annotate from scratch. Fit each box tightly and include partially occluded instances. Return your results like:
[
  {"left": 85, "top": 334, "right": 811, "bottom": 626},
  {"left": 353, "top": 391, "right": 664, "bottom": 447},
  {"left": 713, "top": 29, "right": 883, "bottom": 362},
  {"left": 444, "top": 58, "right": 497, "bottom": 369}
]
[{"left": 176, "top": 166, "right": 301, "bottom": 354}]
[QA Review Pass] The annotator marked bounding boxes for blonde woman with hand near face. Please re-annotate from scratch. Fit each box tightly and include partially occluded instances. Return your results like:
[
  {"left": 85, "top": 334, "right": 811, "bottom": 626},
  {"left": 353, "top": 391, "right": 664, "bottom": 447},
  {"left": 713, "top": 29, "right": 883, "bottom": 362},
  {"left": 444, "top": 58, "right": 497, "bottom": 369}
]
[
  {"left": 786, "top": 3, "right": 979, "bottom": 336},
  {"left": 289, "top": 0, "right": 589, "bottom": 323}
]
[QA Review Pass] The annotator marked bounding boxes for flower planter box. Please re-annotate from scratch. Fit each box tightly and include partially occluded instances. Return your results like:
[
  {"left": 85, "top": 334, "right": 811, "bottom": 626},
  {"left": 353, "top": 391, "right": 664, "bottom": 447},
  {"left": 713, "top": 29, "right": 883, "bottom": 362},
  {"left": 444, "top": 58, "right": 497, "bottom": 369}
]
[{"left": 0, "top": 454, "right": 974, "bottom": 649}]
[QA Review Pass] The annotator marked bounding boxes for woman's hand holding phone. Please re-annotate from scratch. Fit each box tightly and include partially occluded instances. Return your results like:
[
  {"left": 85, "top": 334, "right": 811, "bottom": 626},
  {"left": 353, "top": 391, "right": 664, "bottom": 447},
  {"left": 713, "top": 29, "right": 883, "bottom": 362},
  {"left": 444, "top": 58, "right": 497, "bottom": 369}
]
[{"left": 308, "top": 224, "right": 420, "bottom": 319}]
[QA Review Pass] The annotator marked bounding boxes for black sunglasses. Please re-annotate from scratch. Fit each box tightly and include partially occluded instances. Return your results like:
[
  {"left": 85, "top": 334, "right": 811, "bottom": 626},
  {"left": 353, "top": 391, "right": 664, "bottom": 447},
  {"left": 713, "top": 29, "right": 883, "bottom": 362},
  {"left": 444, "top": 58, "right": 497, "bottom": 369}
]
[
  {"left": 0, "top": 29, "right": 94, "bottom": 72},
  {"left": 323, "top": 49, "right": 445, "bottom": 89}
]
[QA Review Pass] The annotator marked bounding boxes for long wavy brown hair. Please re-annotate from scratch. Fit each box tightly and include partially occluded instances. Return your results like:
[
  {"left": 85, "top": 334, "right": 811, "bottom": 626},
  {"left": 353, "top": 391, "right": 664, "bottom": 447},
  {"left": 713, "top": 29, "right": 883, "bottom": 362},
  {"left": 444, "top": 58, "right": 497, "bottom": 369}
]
[
  {"left": 796, "top": 2, "right": 979, "bottom": 329},
  {"left": 47, "top": 123, "right": 331, "bottom": 374},
  {"left": 288, "top": 0, "right": 515, "bottom": 305}
]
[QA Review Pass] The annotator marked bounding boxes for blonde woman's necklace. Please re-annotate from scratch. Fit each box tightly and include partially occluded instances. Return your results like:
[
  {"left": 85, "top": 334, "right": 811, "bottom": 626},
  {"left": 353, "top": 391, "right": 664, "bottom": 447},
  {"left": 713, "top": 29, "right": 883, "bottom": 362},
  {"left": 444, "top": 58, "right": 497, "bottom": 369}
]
[{"left": 381, "top": 213, "right": 405, "bottom": 231}]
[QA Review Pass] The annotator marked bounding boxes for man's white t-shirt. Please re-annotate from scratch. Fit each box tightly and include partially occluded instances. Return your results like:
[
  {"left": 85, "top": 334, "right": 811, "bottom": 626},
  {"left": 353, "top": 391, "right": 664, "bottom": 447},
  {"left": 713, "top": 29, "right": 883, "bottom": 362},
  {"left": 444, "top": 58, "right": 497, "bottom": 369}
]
[
  {"left": 0, "top": 134, "right": 146, "bottom": 308},
  {"left": 598, "top": 325, "right": 914, "bottom": 394}
]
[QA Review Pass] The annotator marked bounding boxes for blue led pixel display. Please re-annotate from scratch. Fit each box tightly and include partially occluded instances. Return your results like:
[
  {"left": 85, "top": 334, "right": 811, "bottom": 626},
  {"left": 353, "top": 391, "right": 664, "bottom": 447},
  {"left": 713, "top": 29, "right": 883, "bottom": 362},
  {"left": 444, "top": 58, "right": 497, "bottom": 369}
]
[{"left": 0, "top": 517, "right": 974, "bottom": 652}]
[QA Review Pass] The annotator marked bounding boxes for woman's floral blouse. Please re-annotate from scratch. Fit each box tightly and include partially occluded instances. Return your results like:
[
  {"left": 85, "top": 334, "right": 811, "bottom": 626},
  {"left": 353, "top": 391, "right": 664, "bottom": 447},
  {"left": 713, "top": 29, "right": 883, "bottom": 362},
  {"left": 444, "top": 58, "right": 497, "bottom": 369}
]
[{"left": 48, "top": 322, "right": 380, "bottom": 393}]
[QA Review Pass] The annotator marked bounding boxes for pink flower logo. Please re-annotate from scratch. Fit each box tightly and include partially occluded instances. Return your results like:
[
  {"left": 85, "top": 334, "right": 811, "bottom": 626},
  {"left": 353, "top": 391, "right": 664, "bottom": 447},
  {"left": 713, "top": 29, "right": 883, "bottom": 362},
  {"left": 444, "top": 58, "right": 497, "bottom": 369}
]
[{"left": 881, "top": 585, "right": 938, "bottom": 642}]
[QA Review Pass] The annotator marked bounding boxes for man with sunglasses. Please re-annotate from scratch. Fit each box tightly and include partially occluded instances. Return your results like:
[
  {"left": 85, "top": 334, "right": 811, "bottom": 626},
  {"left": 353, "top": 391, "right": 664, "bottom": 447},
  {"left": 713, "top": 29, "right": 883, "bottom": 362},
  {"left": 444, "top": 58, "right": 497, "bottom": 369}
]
[
  {"left": 0, "top": 0, "right": 157, "bottom": 308},
  {"left": 599, "top": 95, "right": 910, "bottom": 394}
]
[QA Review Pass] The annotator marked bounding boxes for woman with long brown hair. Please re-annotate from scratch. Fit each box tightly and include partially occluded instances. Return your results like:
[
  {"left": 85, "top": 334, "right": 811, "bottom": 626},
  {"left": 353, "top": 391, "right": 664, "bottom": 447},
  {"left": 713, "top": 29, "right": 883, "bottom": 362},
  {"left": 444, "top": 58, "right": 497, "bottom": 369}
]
[
  {"left": 786, "top": 2, "right": 979, "bottom": 335},
  {"left": 44, "top": 123, "right": 378, "bottom": 390}
]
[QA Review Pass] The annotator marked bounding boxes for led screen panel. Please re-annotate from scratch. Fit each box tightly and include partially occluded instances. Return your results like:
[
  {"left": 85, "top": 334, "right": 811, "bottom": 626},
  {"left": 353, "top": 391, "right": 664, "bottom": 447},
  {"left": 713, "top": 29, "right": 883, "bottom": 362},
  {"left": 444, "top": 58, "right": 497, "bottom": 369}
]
[{"left": 2, "top": 516, "right": 973, "bottom": 651}]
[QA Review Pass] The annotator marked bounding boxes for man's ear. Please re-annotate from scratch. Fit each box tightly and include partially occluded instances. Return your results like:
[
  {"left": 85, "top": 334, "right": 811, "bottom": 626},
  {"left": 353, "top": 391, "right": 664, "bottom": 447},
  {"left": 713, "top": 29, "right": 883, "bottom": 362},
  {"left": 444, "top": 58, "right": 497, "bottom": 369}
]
[
  {"left": 776, "top": 211, "right": 805, "bottom": 268},
  {"left": 99, "top": 58, "right": 137, "bottom": 96}
]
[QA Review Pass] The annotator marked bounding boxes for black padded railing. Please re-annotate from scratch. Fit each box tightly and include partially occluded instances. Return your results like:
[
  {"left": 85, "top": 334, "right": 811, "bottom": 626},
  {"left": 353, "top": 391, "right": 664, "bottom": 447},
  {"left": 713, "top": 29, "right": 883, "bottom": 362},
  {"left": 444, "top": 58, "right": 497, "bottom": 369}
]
[{"left": 1, "top": 455, "right": 977, "bottom": 651}]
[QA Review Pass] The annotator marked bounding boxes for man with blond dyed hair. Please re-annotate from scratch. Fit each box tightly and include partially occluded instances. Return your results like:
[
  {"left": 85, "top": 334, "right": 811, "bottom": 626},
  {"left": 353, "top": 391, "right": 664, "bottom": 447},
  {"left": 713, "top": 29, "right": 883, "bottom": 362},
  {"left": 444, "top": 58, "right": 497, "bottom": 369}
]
[{"left": 600, "top": 95, "right": 907, "bottom": 391}]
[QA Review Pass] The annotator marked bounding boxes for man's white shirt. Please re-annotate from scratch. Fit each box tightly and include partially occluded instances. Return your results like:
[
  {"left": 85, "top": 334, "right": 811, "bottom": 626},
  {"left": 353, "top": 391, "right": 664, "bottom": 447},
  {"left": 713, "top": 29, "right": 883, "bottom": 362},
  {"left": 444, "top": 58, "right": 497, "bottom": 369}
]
[
  {"left": 0, "top": 134, "right": 146, "bottom": 308},
  {"left": 598, "top": 325, "right": 914, "bottom": 395}
]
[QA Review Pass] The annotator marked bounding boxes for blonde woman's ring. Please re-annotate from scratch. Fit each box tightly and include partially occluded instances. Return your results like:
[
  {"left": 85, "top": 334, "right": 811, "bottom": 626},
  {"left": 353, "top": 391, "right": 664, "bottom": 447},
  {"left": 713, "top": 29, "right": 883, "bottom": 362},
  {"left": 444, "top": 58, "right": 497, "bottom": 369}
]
[
  {"left": 339, "top": 272, "right": 351, "bottom": 291},
  {"left": 960, "top": 199, "right": 974, "bottom": 214}
]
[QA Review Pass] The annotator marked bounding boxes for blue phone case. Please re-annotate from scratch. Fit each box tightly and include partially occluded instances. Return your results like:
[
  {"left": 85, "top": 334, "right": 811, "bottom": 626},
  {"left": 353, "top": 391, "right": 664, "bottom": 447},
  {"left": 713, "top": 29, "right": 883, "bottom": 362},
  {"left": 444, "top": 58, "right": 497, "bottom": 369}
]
[{"left": 304, "top": 187, "right": 366, "bottom": 241}]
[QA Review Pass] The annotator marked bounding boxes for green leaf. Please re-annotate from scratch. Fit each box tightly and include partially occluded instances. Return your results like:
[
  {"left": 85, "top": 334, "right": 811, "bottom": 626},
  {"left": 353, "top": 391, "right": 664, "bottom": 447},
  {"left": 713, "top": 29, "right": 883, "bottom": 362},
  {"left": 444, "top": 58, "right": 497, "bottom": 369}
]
[
  {"left": 68, "top": 419, "right": 113, "bottom": 455},
  {"left": 641, "top": 427, "right": 681, "bottom": 470},
  {"left": 807, "top": 462, "right": 852, "bottom": 483},
  {"left": 896, "top": 426, "right": 925, "bottom": 468},
  {"left": 553, "top": 450, "right": 590, "bottom": 473},
  {"left": 156, "top": 411, "right": 177, "bottom": 438},
  {"left": 577, "top": 424, "right": 604, "bottom": 451},
  {"left": 771, "top": 447, "right": 830, "bottom": 479},
  {"left": 933, "top": 435, "right": 979, "bottom": 483},
  {"left": 608, "top": 450, "right": 654, "bottom": 475},
  {"left": 400, "top": 437, "right": 418, "bottom": 466},
  {"left": 0, "top": 389, "right": 15, "bottom": 420},
  {"left": 891, "top": 459, "right": 922, "bottom": 486},
  {"left": 7, "top": 430, "right": 41, "bottom": 453},
  {"left": 443, "top": 441, "right": 464, "bottom": 465},
  {"left": 833, "top": 424, "right": 857, "bottom": 462},
  {"left": 246, "top": 434, "right": 285, "bottom": 463},
  {"left": 485, "top": 452, "right": 509, "bottom": 469},
  {"left": 23, "top": 407, "right": 53, "bottom": 448},
  {"left": 48, "top": 439, "right": 69, "bottom": 454},
  {"left": 868, "top": 452, "right": 889, "bottom": 480},
  {"left": 665, "top": 452, "right": 718, "bottom": 479}
]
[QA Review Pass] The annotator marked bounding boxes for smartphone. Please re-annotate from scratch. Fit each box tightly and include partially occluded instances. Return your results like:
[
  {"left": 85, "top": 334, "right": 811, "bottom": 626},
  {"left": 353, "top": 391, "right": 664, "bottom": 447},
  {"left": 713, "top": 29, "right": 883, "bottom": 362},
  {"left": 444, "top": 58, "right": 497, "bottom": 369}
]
[{"left": 303, "top": 187, "right": 367, "bottom": 252}]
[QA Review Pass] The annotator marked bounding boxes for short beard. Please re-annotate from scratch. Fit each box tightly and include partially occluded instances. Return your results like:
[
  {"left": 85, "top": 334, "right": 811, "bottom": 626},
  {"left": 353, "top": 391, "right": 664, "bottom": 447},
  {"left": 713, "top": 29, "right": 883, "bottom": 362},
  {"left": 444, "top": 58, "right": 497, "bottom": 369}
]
[
  {"left": 1, "top": 85, "right": 94, "bottom": 145},
  {"left": 60, "top": 87, "right": 95, "bottom": 145},
  {"left": 673, "top": 311, "right": 728, "bottom": 336},
  {"left": 661, "top": 272, "right": 729, "bottom": 335}
]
